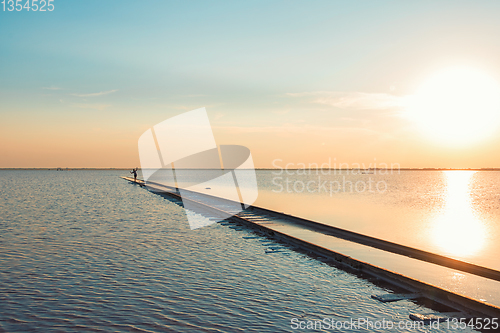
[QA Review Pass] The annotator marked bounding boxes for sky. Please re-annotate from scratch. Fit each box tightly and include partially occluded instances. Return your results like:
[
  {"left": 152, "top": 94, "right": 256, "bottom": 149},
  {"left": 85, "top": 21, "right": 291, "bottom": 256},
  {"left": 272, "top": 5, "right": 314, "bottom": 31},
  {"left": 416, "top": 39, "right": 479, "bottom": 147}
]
[{"left": 2, "top": 0, "right": 500, "bottom": 168}]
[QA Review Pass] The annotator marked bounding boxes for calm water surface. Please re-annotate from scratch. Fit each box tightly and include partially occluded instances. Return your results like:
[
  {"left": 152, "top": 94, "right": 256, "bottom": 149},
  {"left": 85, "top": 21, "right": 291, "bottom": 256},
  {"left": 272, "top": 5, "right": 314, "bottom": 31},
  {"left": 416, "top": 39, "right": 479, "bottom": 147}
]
[
  {"left": 257, "top": 170, "right": 500, "bottom": 271},
  {"left": 0, "top": 170, "right": 487, "bottom": 332}
]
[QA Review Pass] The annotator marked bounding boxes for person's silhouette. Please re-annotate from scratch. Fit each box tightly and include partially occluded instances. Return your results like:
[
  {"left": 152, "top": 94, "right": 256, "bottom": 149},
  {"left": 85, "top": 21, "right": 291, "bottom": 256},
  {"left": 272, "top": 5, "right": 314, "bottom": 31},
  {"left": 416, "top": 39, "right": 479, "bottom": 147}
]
[{"left": 130, "top": 168, "right": 138, "bottom": 181}]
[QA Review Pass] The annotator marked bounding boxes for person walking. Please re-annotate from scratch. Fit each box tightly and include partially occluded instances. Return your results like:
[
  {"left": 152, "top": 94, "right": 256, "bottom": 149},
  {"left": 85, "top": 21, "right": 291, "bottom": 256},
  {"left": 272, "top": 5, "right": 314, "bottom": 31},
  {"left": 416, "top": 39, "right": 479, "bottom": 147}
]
[{"left": 130, "top": 168, "right": 138, "bottom": 182}]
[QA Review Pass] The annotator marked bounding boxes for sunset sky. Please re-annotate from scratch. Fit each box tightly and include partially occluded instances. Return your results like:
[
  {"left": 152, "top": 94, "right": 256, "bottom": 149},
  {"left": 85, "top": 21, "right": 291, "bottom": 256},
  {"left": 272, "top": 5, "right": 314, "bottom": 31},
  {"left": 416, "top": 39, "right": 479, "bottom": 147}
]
[{"left": 2, "top": 0, "right": 500, "bottom": 168}]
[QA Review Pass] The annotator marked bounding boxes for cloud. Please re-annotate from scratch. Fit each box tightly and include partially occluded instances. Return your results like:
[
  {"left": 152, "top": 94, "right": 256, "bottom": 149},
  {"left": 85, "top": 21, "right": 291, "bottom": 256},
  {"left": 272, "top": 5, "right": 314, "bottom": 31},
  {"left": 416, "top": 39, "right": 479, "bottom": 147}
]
[
  {"left": 71, "top": 103, "right": 111, "bottom": 111},
  {"left": 152, "top": 103, "right": 224, "bottom": 111},
  {"left": 287, "top": 91, "right": 408, "bottom": 110},
  {"left": 217, "top": 124, "right": 381, "bottom": 137},
  {"left": 71, "top": 89, "right": 118, "bottom": 97}
]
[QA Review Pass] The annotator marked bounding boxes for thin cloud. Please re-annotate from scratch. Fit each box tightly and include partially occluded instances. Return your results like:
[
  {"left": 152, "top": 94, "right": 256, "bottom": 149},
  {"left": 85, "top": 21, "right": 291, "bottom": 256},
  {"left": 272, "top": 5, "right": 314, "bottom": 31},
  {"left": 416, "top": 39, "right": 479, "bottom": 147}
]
[
  {"left": 71, "top": 103, "right": 111, "bottom": 111},
  {"left": 217, "top": 124, "right": 381, "bottom": 136},
  {"left": 71, "top": 89, "right": 118, "bottom": 97},
  {"left": 152, "top": 103, "right": 224, "bottom": 110},
  {"left": 287, "top": 91, "right": 409, "bottom": 110}
]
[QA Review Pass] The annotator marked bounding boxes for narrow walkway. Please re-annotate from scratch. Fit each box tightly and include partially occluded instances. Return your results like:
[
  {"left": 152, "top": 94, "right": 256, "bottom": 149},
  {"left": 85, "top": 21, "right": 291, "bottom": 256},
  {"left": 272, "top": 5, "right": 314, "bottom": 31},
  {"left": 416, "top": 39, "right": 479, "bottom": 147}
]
[{"left": 122, "top": 176, "right": 500, "bottom": 318}]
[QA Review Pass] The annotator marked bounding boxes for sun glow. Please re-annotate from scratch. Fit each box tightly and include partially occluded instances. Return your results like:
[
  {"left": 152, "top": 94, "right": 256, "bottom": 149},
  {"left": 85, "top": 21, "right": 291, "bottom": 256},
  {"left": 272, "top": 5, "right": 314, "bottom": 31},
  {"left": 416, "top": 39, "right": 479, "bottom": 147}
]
[
  {"left": 407, "top": 67, "right": 500, "bottom": 145},
  {"left": 432, "top": 171, "right": 487, "bottom": 257}
]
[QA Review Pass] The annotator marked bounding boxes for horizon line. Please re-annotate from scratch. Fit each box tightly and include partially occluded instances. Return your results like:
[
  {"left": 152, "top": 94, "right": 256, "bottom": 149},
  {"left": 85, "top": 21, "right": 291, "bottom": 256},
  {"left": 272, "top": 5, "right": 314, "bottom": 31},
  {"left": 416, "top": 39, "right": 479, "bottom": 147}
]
[{"left": 2, "top": 167, "right": 500, "bottom": 171}]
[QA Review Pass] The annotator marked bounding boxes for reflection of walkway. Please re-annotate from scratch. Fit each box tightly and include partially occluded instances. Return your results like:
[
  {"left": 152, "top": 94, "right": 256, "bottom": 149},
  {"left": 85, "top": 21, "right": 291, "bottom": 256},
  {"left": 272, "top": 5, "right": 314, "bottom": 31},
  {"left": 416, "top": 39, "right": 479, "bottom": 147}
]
[{"left": 432, "top": 171, "right": 487, "bottom": 257}]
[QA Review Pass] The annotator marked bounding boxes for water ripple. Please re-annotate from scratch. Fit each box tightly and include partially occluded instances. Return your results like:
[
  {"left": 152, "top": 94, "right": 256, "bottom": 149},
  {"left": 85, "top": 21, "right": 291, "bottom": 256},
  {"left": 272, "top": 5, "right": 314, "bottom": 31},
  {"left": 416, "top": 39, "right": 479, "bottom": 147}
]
[{"left": 0, "top": 170, "right": 478, "bottom": 332}]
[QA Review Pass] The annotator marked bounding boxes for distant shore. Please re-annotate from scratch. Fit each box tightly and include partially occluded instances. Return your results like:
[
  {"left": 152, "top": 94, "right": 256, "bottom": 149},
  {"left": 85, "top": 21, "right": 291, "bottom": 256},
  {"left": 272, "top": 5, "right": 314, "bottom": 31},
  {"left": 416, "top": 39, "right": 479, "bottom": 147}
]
[
  {"left": 2, "top": 168, "right": 500, "bottom": 171},
  {"left": 0, "top": 168, "right": 131, "bottom": 171}
]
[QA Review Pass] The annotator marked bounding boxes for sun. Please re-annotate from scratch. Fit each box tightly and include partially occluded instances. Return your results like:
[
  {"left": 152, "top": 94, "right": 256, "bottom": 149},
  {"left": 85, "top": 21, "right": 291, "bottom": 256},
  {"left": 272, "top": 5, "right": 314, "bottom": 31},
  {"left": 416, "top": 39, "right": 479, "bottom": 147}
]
[{"left": 406, "top": 67, "right": 500, "bottom": 145}]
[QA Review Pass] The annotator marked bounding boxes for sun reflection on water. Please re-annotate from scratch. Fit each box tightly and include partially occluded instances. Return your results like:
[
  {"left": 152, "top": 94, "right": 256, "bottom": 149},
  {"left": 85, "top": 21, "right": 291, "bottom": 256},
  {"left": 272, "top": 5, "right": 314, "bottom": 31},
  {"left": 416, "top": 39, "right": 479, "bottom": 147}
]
[{"left": 432, "top": 171, "right": 487, "bottom": 258}]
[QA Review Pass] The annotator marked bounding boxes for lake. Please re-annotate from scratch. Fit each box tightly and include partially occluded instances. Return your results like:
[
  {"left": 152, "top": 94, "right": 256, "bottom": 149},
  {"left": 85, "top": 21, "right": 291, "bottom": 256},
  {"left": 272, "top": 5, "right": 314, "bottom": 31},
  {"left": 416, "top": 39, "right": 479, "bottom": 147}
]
[{"left": 0, "top": 170, "right": 492, "bottom": 332}]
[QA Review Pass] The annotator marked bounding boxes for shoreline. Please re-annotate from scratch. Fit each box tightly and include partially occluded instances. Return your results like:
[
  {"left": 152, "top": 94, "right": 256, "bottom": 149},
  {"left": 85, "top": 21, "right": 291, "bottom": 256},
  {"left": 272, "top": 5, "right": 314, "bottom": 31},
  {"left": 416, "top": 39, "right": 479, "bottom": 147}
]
[{"left": 2, "top": 168, "right": 500, "bottom": 171}]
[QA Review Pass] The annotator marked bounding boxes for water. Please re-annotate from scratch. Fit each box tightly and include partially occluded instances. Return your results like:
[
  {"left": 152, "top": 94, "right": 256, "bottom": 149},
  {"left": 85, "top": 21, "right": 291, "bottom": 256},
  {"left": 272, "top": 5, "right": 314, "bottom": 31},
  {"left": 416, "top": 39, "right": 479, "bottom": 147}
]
[
  {"left": 0, "top": 170, "right": 488, "bottom": 332},
  {"left": 256, "top": 170, "right": 500, "bottom": 271}
]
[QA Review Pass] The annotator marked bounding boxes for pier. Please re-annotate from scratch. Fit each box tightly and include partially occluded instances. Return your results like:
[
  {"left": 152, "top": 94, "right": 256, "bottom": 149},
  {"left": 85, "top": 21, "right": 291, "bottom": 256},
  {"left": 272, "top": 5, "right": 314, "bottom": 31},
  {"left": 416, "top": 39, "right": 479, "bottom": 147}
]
[{"left": 122, "top": 176, "right": 500, "bottom": 319}]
